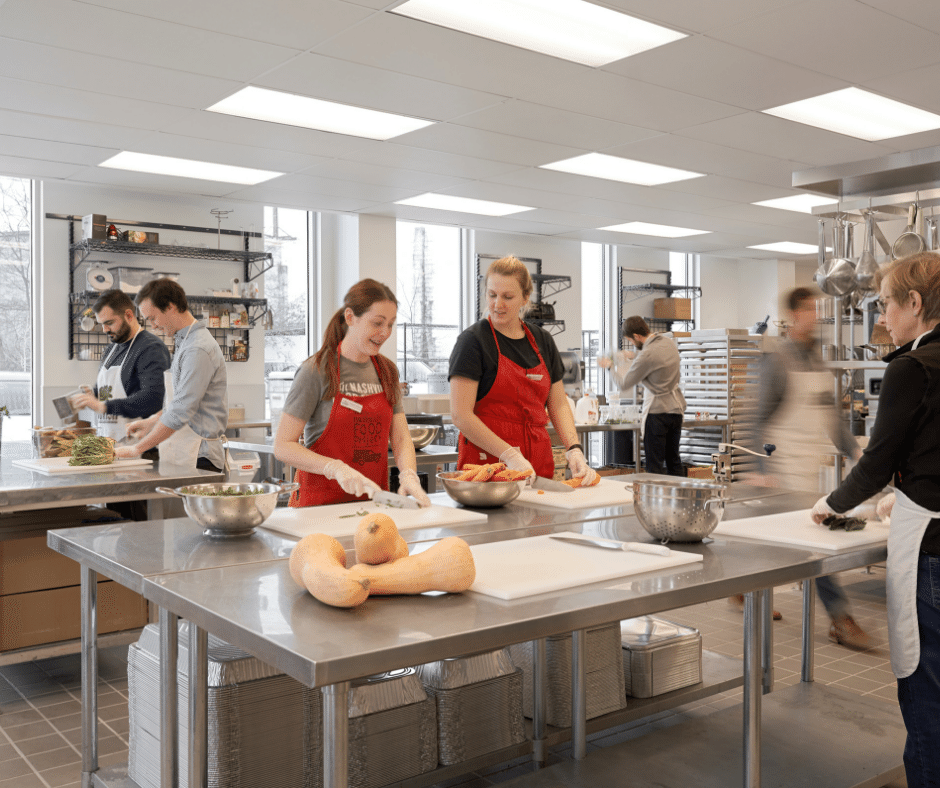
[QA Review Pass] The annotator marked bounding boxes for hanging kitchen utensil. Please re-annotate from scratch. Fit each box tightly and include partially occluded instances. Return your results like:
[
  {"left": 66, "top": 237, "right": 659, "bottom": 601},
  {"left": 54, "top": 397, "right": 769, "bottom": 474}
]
[
  {"left": 855, "top": 211, "right": 879, "bottom": 296},
  {"left": 927, "top": 214, "right": 937, "bottom": 251},
  {"left": 262, "top": 307, "right": 274, "bottom": 330},
  {"left": 816, "top": 217, "right": 857, "bottom": 297},
  {"left": 892, "top": 201, "right": 926, "bottom": 259}
]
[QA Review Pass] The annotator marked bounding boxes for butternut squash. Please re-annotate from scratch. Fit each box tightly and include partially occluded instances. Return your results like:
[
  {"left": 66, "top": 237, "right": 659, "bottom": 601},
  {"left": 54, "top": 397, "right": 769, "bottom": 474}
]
[
  {"left": 292, "top": 533, "right": 370, "bottom": 608},
  {"left": 349, "top": 536, "right": 475, "bottom": 595},
  {"left": 289, "top": 533, "right": 343, "bottom": 588},
  {"left": 354, "top": 513, "right": 409, "bottom": 565}
]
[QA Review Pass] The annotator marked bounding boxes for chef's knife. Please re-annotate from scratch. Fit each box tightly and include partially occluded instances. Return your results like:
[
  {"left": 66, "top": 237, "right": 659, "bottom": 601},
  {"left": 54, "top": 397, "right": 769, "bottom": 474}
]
[
  {"left": 372, "top": 489, "right": 421, "bottom": 510},
  {"left": 550, "top": 534, "right": 671, "bottom": 557},
  {"left": 531, "top": 477, "right": 575, "bottom": 493}
]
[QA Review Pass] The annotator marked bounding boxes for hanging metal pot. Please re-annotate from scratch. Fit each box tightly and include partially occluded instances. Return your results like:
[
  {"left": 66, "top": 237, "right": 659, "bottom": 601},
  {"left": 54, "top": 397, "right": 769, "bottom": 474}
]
[
  {"left": 816, "top": 218, "right": 857, "bottom": 297},
  {"left": 855, "top": 212, "right": 879, "bottom": 296}
]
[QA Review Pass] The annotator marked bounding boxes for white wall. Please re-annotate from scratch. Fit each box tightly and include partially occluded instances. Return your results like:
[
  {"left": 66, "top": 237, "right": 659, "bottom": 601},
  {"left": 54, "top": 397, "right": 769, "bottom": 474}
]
[{"left": 614, "top": 246, "right": 670, "bottom": 338}]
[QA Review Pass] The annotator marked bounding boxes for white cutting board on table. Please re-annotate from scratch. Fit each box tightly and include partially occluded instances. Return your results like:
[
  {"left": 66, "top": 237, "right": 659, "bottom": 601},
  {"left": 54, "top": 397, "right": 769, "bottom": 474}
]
[
  {"left": 511, "top": 478, "right": 633, "bottom": 511},
  {"left": 469, "top": 534, "right": 703, "bottom": 600},
  {"left": 259, "top": 501, "right": 488, "bottom": 541},
  {"left": 713, "top": 509, "right": 890, "bottom": 553},
  {"left": 12, "top": 457, "right": 154, "bottom": 475}
]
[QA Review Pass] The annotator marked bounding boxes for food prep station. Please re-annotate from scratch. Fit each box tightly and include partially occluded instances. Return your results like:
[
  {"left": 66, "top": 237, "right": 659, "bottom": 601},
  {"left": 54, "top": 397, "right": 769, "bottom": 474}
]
[{"left": 46, "top": 477, "right": 903, "bottom": 788}]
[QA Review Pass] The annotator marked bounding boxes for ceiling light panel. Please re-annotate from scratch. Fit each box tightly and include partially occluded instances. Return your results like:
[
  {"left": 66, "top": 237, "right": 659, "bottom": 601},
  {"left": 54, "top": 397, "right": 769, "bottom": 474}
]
[
  {"left": 599, "top": 221, "right": 710, "bottom": 238},
  {"left": 207, "top": 86, "right": 435, "bottom": 140},
  {"left": 763, "top": 87, "right": 940, "bottom": 141},
  {"left": 98, "top": 151, "right": 282, "bottom": 185},
  {"left": 747, "top": 242, "right": 820, "bottom": 255},
  {"left": 752, "top": 195, "right": 838, "bottom": 213},
  {"left": 391, "top": 0, "right": 686, "bottom": 67},
  {"left": 395, "top": 193, "right": 533, "bottom": 216},
  {"left": 541, "top": 153, "right": 704, "bottom": 186}
]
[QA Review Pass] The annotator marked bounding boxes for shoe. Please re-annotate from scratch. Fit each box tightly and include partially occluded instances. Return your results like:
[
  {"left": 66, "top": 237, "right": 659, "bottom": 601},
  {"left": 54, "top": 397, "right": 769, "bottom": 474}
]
[
  {"left": 829, "top": 615, "right": 870, "bottom": 649},
  {"left": 728, "top": 594, "right": 782, "bottom": 620}
]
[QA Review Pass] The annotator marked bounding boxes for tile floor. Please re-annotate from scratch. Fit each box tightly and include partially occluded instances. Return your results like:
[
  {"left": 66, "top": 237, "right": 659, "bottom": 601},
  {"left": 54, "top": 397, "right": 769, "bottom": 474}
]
[{"left": 0, "top": 566, "right": 906, "bottom": 788}]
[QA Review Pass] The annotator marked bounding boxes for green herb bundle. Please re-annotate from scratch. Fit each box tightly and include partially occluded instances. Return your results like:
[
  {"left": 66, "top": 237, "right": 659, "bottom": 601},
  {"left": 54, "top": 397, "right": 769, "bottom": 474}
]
[
  {"left": 68, "top": 434, "right": 117, "bottom": 466},
  {"left": 181, "top": 486, "right": 265, "bottom": 497}
]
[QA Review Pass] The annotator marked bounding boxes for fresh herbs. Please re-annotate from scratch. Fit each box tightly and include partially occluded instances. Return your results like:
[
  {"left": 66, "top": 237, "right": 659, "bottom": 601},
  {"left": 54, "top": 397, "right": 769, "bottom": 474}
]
[
  {"left": 822, "top": 515, "right": 867, "bottom": 532},
  {"left": 67, "top": 435, "right": 117, "bottom": 466},
  {"left": 181, "top": 486, "right": 265, "bottom": 497}
]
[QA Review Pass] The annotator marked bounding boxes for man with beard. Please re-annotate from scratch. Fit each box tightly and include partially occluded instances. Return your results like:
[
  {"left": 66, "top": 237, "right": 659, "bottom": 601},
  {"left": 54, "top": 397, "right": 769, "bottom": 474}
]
[{"left": 73, "top": 289, "right": 171, "bottom": 461}]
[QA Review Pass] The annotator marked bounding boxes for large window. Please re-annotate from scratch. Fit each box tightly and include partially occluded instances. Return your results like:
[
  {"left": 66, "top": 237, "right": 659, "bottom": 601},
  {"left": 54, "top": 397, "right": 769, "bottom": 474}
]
[
  {"left": 395, "top": 222, "right": 460, "bottom": 395},
  {"left": 669, "top": 251, "right": 700, "bottom": 327},
  {"left": 0, "top": 177, "right": 32, "bottom": 441}
]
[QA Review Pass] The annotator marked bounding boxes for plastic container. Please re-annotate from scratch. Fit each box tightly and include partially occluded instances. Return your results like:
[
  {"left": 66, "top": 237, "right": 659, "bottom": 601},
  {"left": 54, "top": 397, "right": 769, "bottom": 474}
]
[
  {"left": 32, "top": 425, "right": 97, "bottom": 459},
  {"left": 575, "top": 389, "right": 599, "bottom": 425},
  {"left": 108, "top": 266, "right": 154, "bottom": 294},
  {"left": 150, "top": 271, "right": 180, "bottom": 282},
  {"left": 226, "top": 450, "right": 260, "bottom": 483}
]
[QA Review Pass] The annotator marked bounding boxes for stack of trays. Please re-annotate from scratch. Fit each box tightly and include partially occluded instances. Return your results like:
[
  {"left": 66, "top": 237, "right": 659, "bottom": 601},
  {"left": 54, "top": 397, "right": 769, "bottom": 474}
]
[
  {"left": 128, "top": 623, "right": 316, "bottom": 788},
  {"left": 508, "top": 623, "right": 626, "bottom": 727},
  {"left": 621, "top": 616, "right": 703, "bottom": 698},
  {"left": 417, "top": 649, "right": 526, "bottom": 765},
  {"left": 346, "top": 668, "right": 437, "bottom": 788}
]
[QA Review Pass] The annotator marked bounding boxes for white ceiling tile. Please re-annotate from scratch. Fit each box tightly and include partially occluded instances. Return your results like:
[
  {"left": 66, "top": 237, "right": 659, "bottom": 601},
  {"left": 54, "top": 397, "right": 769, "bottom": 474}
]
[
  {"left": 864, "top": 63, "right": 940, "bottom": 116},
  {"left": 874, "top": 127, "right": 940, "bottom": 153},
  {"left": 0, "top": 108, "right": 150, "bottom": 150},
  {"left": 337, "top": 142, "right": 525, "bottom": 180},
  {"left": 659, "top": 175, "right": 797, "bottom": 204},
  {"left": 0, "top": 135, "right": 116, "bottom": 166},
  {"left": 452, "top": 99, "right": 661, "bottom": 150},
  {"left": 258, "top": 54, "right": 506, "bottom": 121},
  {"left": 337, "top": 0, "right": 395, "bottom": 9},
  {"left": 595, "top": 0, "right": 804, "bottom": 35},
  {"left": 67, "top": 167, "right": 240, "bottom": 197},
  {"left": 514, "top": 209, "right": 612, "bottom": 229},
  {"left": 603, "top": 36, "right": 847, "bottom": 110},
  {"left": 82, "top": 0, "right": 375, "bottom": 50},
  {"left": 268, "top": 173, "right": 416, "bottom": 203},
  {"left": 0, "top": 154, "right": 84, "bottom": 180},
  {"left": 433, "top": 182, "right": 575, "bottom": 211},
  {"left": 297, "top": 158, "right": 469, "bottom": 192},
  {"left": 701, "top": 203, "right": 820, "bottom": 229},
  {"left": 222, "top": 185, "right": 377, "bottom": 213},
  {"left": 0, "top": 0, "right": 299, "bottom": 81},
  {"left": 854, "top": 0, "right": 940, "bottom": 35},
  {"left": 708, "top": 0, "right": 940, "bottom": 83},
  {"left": 453, "top": 215, "right": 579, "bottom": 236},
  {"left": 559, "top": 192, "right": 736, "bottom": 218},
  {"left": 677, "top": 113, "right": 895, "bottom": 166}
]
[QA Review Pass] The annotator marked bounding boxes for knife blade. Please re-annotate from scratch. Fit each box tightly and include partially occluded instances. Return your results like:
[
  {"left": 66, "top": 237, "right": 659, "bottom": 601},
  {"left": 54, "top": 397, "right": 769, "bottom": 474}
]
[
  {"left": 550, "top": 535, "right": 671, "bottom": 557},
  {"left": 532, "top": 477, "right": 575, "bottom": 493},
  {"left": 372, "top": 489, "right": 421, "bottom": 510}
]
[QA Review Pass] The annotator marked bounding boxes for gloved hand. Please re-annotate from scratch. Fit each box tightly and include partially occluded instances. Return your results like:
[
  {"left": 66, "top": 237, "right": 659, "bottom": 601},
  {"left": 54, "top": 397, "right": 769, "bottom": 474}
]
[
  {"left": 499, "top": 447, "right": 536, "bottom": 485},
  {"left": 565, "top": 447, "right": 598, "bottom": 487},
  {"left": 397, "top": 468, "right": 432, "bottom": 508},
  {"left": 811, "top": 495, "right": 839, "bottom": 524},
  {"left": 323, "top": 459, "right": 380, "bottom": 498},
  {"left": 877, "top": 492, "right": 896, "bottom": 522}
]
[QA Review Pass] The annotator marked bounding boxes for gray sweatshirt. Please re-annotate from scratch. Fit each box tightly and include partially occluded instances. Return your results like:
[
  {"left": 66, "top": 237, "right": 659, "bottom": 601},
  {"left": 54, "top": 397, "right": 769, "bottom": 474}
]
[{"left": 610, "top": 333, "right": 686, "bottom": 415}]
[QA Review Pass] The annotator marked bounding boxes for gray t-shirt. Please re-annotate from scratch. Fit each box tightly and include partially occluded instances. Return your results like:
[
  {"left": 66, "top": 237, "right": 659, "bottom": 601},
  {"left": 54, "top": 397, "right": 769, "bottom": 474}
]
[{"left": 283, "top": 355, "right": 404, "bottom": 448}]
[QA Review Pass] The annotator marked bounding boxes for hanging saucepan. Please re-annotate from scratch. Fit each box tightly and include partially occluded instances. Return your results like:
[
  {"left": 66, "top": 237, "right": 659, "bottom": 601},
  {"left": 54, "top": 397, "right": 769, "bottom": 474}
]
[
  {"left": 892, "top": 202, "right": 926, "bottom": 260},
  {"left": 816, "top": 218, "right": 857, "bottom": 297},
  {"left": 855, "top": 212, "right": 879, "bottom": 296}
]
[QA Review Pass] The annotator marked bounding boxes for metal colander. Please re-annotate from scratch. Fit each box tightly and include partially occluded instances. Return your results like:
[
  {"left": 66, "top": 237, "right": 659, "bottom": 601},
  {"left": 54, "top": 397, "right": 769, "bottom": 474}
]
[{"left": 632, "top": 477, "right": 728, "bottom": 542}]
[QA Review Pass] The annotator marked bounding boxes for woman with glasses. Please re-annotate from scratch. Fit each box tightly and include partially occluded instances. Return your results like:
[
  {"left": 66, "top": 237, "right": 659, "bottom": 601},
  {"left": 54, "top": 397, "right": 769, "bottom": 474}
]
[{"left": 811, "top": 251, "right": 940, "bottom": 788}]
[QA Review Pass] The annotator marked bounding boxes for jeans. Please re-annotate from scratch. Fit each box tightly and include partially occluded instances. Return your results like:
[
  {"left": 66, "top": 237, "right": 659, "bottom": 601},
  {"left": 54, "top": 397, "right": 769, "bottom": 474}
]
[
  {"left": 643, "top": 413, "right": 683, "bottom": 476},
  {"left": 196, "top": 456, "right": 223, "bottom": 474},
  {"left": 816, "top": 574, "right": 850, "bottom": 619},
  {"left": 897, "top": 553, "right": 940, "bottom": 788}
]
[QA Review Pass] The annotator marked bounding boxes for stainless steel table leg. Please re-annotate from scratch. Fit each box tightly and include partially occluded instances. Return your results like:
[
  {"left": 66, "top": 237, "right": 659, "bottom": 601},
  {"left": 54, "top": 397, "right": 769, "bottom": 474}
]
[
  {"left": 572, "top": 629, "right": 587, "bottom": 761},
  {"left": 159, "top": 609, "right": 179, "bottom": 788},
  {"left": 188, "top": 623, "right": 208, "bottom": 788},
  {"left": 81, "top": 565, "right": 98, "bottom": 788},
  {"left": 761, "top": 588, "right": 774, "bottom": 695},
  {"left": 532, "top": 638, "right": 548, "bottom": 766},
  {"left": 744, "top": 590, "right": 763, "bottom": 788},
  {"left": 323, "top": 681, "right": 351, "bottom": 788},
  {"left": 801, "top": 578, "right": 816, "bottom": 682}
]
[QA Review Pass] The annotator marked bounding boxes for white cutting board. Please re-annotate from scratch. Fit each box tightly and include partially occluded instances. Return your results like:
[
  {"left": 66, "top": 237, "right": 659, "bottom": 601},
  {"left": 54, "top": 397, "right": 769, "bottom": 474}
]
[
  {"left": 713, "top": 509, "right": 890, "bottom": 553},
  {"left": 469, "top": 534, "right": 703, "bottom": 600},
  {"left": 511, "top": 478, "right": 632, "bottom": 510},
  {"left": 12, "top": 457, "right": 154, "bottom": 475},
  {"left": 259, "top": 501, "right": 488, "bottom": 541}
]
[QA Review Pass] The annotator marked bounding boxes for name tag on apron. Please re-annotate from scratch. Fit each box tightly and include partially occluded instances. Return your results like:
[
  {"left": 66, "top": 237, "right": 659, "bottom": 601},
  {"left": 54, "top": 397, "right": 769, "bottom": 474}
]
[
  {"left": 526, "top": 374, "right": 543, "bottom": 381},
  {"left": 340, "top": 397, "right": 363, "bottom": 413}
]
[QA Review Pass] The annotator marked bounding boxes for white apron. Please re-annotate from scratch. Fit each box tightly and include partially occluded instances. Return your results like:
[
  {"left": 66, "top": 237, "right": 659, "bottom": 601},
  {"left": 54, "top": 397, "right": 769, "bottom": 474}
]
[
  {"left": 95, "top": 329, "right": 140, "bottom": 441},
  {"left": 763, "top": 369, "right": 832, "bottom": 493},
  {"left": 639, "top": 382, "right": 684, "bottom": 439}
]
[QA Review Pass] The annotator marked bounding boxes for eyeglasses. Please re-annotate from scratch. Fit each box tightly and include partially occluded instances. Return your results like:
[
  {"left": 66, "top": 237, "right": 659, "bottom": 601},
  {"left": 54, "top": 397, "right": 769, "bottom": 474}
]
[{"left": 876, "top": 296, "right": 892, "bottom": 314}]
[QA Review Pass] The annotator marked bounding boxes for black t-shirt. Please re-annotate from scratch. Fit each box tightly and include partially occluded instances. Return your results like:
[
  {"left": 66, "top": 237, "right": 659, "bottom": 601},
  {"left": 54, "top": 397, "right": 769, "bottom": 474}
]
[{"left": 448, "top": 319, "right": 564, "bottom": 401}]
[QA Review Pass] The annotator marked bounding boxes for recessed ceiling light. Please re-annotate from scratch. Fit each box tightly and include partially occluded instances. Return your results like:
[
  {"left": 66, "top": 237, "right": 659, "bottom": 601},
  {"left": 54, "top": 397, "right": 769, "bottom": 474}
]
[
  {"left": 207, "top": 86, "right": 435, "bottom": 141},
  {"left": 541, "top": 153, "right": 704, "bottom": 186},
  {"left": 763, "top": 87, "right": 940, "bottom": 141},
  {"left": 599, "top": 222, "right": 710, "bottom": 238},
  {"left": 395, "top": 193, "right": 533, "bottom": 216},
  {"left": 752, "top": 195, "right": 838, "bottom": 213},
  {"left": 392, "top": 0, "right": 686, "bottom": 67},
  {"left": 748, "top": 242, "right": 821, "bottom": 255},
  {"left": 98, "top": 151, "right": 282, "bottom": 185}
]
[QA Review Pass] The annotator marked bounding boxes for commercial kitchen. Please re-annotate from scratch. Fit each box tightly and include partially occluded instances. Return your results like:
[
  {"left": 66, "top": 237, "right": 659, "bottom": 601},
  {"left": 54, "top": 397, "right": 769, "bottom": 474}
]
[{"left": 2, "top": 1, "right": 938, "bottom": 787}]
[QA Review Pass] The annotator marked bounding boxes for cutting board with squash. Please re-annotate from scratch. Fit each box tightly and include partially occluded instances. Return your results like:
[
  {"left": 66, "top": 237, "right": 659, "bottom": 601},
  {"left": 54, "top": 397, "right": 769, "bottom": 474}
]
[{"left": 511, "top": 478, "right": 633, "bottom": 510}]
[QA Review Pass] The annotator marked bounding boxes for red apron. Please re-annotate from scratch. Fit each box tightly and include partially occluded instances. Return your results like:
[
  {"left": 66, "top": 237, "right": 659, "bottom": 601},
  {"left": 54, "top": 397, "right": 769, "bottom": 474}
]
[
  {"left": 457, "top": 319, "right": 555, "bottom": 478},
  {"left": 290, "top": 346, "right": 392, "bottom": 507}
]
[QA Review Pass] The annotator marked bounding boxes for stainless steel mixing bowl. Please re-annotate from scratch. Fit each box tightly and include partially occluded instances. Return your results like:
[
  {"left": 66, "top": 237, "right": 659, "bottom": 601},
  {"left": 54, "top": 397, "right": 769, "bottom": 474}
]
[
  {"left": 631, "top": 477, "right": 728, "bottom": 542},
  {"left": 437, "top": 472, "right": 524, "bottom": 508},
  {"left": 155, "top": 481, "right": 299, "bottom": 538},
  {"left": 409, "top": 424, "right": 440, "bottom": 450}
]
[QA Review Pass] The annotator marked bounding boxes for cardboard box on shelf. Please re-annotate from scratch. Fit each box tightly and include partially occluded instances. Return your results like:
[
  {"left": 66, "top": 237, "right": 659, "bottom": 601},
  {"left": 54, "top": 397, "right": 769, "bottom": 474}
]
[
  {"left": 653, "top": 298, "right": 692, "bottom": 320},
  {"left": 685, "top": 465, "right": 715, "bottom": 480},
  {"left": 81, "top": 214, "right": 107, "bottom": 240}
]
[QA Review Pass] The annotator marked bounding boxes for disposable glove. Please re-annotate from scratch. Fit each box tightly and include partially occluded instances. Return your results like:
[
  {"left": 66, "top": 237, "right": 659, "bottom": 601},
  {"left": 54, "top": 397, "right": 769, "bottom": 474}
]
[
  {"left": 397, "top": 468, "right": 432, "bottom": 508},
  {"left": 498, "top": 447, "right": 536, "bottom": 485},
  {"left": 810, "top": 495, "right": 839, "bottom": 524},
  {"left": 565, "top": 447, "right": 598, "bottom": 487},
  {"left": 323, "top": 459, "right": 380, "bottom": 498},
  {"left": 876, "top": 492, "right": 896, "bottom": 522}
]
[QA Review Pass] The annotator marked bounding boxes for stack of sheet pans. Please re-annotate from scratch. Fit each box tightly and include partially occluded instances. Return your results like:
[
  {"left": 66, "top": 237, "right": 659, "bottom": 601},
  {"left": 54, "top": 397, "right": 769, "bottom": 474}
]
[
  {"left": 508, "top": 623, "right": 626, "bottom": 727},
  {"left": 621, "top": 616, "right": 702, "bottom": 698},
  {"left": 417, "top": 649, "right": 526, "bottom": 765}
]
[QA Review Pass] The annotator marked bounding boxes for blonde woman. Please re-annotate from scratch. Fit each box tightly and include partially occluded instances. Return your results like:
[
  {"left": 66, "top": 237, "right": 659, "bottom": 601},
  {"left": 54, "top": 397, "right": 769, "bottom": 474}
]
[{"left": 448, "top": 256, "right": 596, "bottom": 485}]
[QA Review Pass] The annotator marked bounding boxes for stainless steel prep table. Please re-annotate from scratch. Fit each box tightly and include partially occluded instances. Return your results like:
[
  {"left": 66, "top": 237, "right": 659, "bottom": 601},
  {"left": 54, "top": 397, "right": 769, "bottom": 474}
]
[{"left": 48, "top": 488, "right": 900, "bottom": 788}]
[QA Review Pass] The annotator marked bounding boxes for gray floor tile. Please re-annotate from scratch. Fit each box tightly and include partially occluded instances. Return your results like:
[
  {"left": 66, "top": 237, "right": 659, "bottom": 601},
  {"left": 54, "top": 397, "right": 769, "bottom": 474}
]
[
  {"left": 28, "top": 744, "right": 80, "bottom": 772},
  {"left": 15, "top": 732, "right": 71, "bottom": 757},
  {"left": 38, "top": 700, "right": 82, "bottom": 720},
  {"left": 35, "top": 762, "right": 83, "bottom": 788},
  {"left": 0, "top": 753, "right": 37, "bottom": 780},
  {"left": 0, "top": 708, "right": 43, "bottom": 728},
  {"left": 0, "top": 772, "right": 45, "bottom": 788},
  {"left": 2, "top": 719, "right": 55, "bottom": 742}
]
